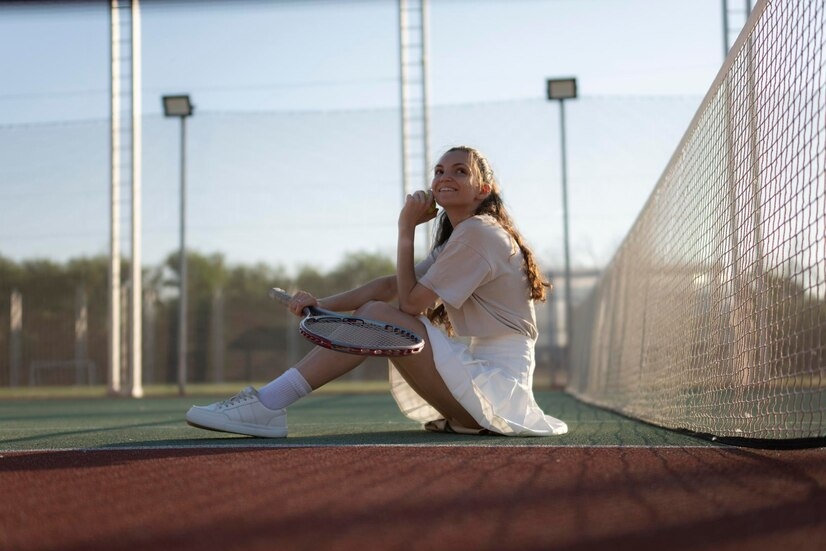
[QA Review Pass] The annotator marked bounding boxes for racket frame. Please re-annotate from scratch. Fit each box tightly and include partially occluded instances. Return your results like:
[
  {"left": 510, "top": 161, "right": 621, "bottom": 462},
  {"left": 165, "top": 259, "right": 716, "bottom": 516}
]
[{"left": 269, "top": 288, "right": 424, "bottom": 357}]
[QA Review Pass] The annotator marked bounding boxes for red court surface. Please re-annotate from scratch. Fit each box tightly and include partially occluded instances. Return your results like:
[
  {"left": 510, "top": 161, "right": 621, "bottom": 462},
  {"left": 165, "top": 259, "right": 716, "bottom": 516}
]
[{"left": 1, "top": 445, "right": 824, "bottom": 551}]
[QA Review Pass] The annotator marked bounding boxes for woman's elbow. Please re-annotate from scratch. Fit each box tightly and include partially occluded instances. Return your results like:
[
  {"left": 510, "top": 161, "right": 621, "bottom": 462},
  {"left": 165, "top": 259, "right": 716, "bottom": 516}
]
[
  {"left": 398, "top": 299, "right": 423, "bottom": 316},
  {"left": 399, "top": 286, "right": 437, "bottom": 316}
]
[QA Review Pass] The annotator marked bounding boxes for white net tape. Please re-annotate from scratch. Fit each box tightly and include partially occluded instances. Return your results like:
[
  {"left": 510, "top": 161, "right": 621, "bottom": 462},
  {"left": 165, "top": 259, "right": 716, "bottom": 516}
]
[{"left": 568, "top": 0, "right": 826, "bottom": 440}]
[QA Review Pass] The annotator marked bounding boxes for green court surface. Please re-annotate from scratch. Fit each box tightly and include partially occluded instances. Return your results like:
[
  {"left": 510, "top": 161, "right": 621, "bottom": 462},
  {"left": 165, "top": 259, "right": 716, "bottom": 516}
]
[{"left": 0, "top": 387, "right": 717, "bottom": 451}]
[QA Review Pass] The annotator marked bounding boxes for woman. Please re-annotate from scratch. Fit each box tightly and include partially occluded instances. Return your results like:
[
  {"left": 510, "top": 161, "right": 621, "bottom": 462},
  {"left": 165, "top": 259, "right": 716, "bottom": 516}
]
[{"left": 186, "top": 146, "right": 568, "bottom": 437}]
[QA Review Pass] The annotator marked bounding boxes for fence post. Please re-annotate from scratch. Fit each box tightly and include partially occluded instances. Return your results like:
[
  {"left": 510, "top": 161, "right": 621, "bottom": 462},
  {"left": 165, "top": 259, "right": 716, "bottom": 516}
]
[
  {"left": 75, "top": 286, "right": 88, "bottom": 384},
  {"left": 143, "top": 289, "right": 156, "bottom": 385},
  {"left": 211, "top": 287, "right": 225, "bottom": 383},
  {"left": 10, "top": 289, "right": 22, "bottom": 387}
]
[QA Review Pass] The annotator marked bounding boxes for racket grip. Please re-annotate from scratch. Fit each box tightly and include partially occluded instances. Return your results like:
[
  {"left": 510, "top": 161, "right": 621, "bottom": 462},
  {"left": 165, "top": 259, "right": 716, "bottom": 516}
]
[{"left": 268, "top": 287, "right": 292, "bottom": 306}]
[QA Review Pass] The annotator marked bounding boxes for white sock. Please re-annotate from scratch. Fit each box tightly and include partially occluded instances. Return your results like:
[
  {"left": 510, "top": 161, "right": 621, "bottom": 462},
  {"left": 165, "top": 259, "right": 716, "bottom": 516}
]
[{"left": 258, "top": 368, "right": 313, "bottom": 410}]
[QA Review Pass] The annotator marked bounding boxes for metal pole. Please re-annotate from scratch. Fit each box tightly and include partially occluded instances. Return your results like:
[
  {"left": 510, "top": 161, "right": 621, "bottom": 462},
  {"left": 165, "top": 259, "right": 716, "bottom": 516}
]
[
  {"left": 398, "top": 0, "right": 409, "bottom": 203},
  {"left": 559, "top": 99, "right": 573, "bottom": 367},
  {"left": 722, "top": 0, "right": 730, "bottom": 58},
  {"left": 420, "top": 0, "right": 434, "bottom": 247},
  {"left": 130, "top": 0, "right": 143, "bottom": 398},
  {"left": 177, "top": 116, "right": 188, "bottom": 396},
  {"left": 109, "top": 0, "right": 122, "bottom": 396}
]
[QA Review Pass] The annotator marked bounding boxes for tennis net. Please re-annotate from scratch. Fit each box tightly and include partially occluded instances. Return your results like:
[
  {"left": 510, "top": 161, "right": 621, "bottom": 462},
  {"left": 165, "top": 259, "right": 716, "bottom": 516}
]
[{"left": 568, "top": 0, "right": 826, "bottom": 440}]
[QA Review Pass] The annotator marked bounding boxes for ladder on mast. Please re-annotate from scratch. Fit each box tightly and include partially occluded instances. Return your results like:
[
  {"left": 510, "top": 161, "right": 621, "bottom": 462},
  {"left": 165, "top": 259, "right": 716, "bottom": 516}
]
[
  {"left": 110, "top": 0, "right": 143, "bottom": 398},
  {"left": 398, "top": 0, "right": 432, "bottom": 252}
]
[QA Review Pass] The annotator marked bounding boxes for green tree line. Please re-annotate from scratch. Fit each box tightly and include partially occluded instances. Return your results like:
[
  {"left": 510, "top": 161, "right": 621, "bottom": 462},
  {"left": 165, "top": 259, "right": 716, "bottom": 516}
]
[{"left": 0, "top": 250, "right": 395, "bottom": 386}]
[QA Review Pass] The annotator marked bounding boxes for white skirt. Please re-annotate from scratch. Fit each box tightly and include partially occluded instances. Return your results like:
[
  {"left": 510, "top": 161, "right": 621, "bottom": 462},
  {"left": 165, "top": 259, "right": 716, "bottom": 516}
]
[{"left": 389, "top": 317, "right": 568, "bottom": 436}]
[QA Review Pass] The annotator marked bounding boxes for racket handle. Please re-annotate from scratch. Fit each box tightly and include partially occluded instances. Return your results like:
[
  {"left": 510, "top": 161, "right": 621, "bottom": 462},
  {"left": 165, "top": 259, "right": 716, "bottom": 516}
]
[{"left": 268, "top": 287, "right": 292, "bottom": 306}]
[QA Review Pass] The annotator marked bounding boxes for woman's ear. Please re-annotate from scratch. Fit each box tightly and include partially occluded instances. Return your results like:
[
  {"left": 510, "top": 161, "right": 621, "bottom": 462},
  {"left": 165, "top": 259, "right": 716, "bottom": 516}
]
[{"left": 477, "top": 183, "right": 492, "bottom": 198}]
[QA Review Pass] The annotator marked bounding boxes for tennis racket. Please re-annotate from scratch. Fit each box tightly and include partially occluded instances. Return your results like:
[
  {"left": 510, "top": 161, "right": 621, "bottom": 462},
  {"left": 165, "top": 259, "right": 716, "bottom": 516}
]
[{"left": 268, "top": 288, "right": 425, "bottom": 357}]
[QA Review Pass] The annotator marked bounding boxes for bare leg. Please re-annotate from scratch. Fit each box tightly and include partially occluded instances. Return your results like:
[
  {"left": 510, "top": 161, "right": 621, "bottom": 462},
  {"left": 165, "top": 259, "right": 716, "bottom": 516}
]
[
  {"left": 292, "top": 301, "right": 479, "bottom": 428},
  {"left": 348, "top": 301, "right": 481, "bottom": 429},
  {"left": 293, "top": 346, "right": 365, "bottom": 389}
]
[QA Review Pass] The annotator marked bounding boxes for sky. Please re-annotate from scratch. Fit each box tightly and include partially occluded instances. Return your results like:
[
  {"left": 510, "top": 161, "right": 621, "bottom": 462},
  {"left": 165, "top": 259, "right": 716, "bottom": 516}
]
[{"left": 0, "top": 0, "right": 755, "bottom": 275}]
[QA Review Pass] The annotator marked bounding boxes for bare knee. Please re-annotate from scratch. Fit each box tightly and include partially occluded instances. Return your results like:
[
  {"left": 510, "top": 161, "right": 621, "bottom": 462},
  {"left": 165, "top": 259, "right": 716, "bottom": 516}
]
[
  {"left": 354, "top": 300, "right": 398, "bottom": 320},
  {"left": 355, "top": 301, "right": 425, "bottom": 338}
]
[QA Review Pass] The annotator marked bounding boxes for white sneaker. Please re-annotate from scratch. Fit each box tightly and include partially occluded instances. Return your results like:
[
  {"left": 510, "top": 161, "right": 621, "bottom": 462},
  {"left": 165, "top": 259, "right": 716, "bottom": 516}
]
[{"left": 186, "top": 387, "right": 288, "bottom": 438}]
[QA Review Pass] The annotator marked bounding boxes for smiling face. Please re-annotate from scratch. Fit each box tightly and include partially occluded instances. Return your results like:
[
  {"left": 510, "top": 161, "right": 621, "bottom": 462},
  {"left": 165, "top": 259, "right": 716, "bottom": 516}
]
[{"left": 431, "top": 149, "right": 491, "bottom": 218}]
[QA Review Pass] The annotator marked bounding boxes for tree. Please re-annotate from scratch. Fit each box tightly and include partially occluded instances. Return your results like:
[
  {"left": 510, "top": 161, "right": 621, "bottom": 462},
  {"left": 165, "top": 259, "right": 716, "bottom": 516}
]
[{"left": 327, "top": 251, "right": 396, "bottom": 294}]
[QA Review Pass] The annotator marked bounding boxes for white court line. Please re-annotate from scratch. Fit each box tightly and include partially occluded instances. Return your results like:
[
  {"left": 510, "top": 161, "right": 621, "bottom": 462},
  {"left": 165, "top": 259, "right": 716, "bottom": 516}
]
[
  {"left": 0, "top": 420, "right": 659, "bottom": 431},
  {"left": 0, "top": 442, "right": 723, "bottom": 453}
]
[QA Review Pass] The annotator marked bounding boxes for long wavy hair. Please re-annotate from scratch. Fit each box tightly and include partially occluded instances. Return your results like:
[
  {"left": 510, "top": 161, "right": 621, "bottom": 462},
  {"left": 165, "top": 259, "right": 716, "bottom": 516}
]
[{"left": 427, "top": 146, "right": 551, "bottom": 334}]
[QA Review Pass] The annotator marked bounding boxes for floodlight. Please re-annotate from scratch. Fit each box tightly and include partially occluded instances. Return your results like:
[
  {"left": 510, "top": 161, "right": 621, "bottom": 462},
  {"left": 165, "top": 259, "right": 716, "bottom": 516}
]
[
  {"left": 546, "top": 78, "right": 577, "bottom": 101},
  {"left": 162, "top": 95, "right": 193, "bottom": 118}
]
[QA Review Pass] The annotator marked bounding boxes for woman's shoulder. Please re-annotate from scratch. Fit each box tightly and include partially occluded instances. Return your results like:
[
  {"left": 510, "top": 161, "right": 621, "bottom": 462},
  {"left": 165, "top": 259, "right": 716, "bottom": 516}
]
[
  {"left": 455, "top": 214, "right": 500, "bottom": 233},
  {"left": 454, "top": 214, "right": 506, "bottom": 239},
  {"left": 452, "top": 215, "right": 511, "bottom": 249}
]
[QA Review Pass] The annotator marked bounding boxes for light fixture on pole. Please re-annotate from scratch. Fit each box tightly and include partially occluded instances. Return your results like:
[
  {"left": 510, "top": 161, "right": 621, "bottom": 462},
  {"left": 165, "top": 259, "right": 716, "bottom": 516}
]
[
  {"left": 162, "top": 94, "right": 193, "bottom": 396},
  {"left": 546, "top": 77, "right": 577, "bottom": 370}
]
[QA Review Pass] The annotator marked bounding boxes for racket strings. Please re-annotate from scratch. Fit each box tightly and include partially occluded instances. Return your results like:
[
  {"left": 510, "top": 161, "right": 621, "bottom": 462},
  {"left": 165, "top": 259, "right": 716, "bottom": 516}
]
[{"left": 303, "top": 318, "right": 420, "bottom": 349}]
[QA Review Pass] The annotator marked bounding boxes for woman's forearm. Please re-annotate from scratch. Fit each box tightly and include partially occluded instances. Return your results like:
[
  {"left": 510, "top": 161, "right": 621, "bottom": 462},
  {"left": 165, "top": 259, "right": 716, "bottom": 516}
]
[
  {"left": 317, "top": 275, "right": 396, "bottom": 312},
  {"left": 395, "top": 191, "right": 439, "bottom": 315},
  {"left": 396, "top": 231, "right": 417, "bottom": 314}
]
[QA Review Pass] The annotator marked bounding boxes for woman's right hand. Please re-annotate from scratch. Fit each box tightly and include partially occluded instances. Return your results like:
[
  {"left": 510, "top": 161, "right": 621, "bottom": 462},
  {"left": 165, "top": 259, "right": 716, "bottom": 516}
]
[
  {"left": 287, "top": 290, "right": 318, "bottom": 316},
  {"left": 399, "top": 189, "right": 438, "bottom": 231}
]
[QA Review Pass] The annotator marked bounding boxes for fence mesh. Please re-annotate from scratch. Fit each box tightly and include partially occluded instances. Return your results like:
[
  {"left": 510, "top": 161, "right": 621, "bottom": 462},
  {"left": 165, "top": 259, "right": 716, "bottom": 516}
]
[
  {"left": 1, "top": 91, "right": 703, "bottom": 389},
  {"left": 568, "top": 0, "right": 826, "bottom": 440}
]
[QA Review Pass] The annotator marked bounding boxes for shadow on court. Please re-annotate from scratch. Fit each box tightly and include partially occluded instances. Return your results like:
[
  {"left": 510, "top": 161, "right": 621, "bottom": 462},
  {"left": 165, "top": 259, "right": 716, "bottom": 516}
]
[{"left": 1, "top": 445, "right": 824, "bottom": 551}]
